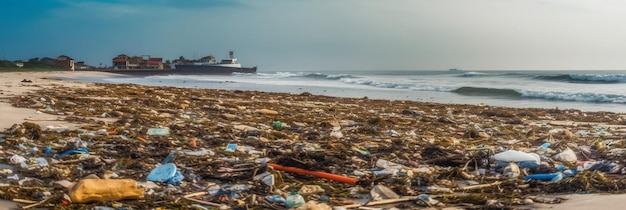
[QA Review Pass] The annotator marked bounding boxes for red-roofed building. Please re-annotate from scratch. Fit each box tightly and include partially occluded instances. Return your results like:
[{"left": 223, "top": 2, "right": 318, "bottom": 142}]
[
  {"left": 112, "top": 54, "right": 130, "bottom": 69},
  {"left": 146, "top": 58, "right": 163, "bottom": 69},
  {"left": 112, "top": 54, "right": 163, "bottom": 69}
]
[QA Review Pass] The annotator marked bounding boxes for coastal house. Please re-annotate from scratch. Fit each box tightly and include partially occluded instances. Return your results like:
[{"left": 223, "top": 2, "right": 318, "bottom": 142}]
[
  {"left": 55, "top": 55, "right": 75, "bottom": 71},
  {"left": 146, "top": 57, "right": 164, "bottom": 69},
  {"left": 112, "top": 54, "right": 130, "bottom": 69},
  {"left": 112, "top": 54, "right": 163, "bottom": 69},
  {"left": 128, "top": 56, "right": 143, "bottom": 69}
]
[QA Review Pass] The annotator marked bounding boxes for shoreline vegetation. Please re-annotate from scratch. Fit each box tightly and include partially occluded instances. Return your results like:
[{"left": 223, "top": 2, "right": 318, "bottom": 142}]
[
  {"left": 1, "top": 70, "right": 626, "bottom": 209},
  {"left": 0, "top": 60, "right": 65, "bottom": 72}
]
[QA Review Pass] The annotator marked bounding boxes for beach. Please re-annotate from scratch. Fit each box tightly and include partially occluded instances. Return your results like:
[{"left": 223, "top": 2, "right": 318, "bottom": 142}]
[{"left": 1, "top": 70, "right": 626, "bottom": 209}]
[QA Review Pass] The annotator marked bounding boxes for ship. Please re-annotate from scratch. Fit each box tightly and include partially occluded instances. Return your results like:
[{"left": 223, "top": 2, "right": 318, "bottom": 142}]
[
  {"left": 95, "top": 51, "right": 257, "bottom": 76},
  {"left": 173, "top": 51, "right": 257, "bottom": 74}
]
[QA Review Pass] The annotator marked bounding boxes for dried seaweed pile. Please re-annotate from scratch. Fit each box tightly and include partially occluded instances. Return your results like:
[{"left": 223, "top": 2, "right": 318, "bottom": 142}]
[{"left": 1, "top": 82, "right": 626, "bottom": 209}]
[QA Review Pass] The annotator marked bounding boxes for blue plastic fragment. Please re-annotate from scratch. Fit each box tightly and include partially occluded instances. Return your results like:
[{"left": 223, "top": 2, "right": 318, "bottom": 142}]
[
  {"left": 44, "top": 146, "right": 52, "bottom": 155},
  {"left": 266, "top": 195, "right": 286, "bottom": 203},
  {"left": 55, "top": 148, "right": 89, "bottom": 159},
  {"left": 225, "top": 143, "right": 237, "bottom": 152},
  {"left": 162, "top": 151, "right": 176, "bottom": 164},
  {"left": 147, "top": 163, "right": 177, "bottom": 182},
  {"left": 166, "top": 170, "right": 184, "bottom": 184},
  {"left": 319, "top": 195, "right": 330, "bottom": 201},
  {"left": 524, "top": 172, "right": 563, "bottom": 182}
]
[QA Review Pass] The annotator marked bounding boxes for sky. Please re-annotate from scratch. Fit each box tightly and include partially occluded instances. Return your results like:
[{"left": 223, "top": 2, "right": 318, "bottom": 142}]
[{"left": 2, "top": 0, "right": 626, "bottom": 71}]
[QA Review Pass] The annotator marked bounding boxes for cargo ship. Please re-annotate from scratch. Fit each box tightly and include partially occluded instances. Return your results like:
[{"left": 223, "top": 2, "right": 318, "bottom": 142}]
[
  {"left": 95, "top": 51, "right": 257, "bottom": 75},
  {"left": 173, "top": 51, "right": 257, "bottom": 74}
]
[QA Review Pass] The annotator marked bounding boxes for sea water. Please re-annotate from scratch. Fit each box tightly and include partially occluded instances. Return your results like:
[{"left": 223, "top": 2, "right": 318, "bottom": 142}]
[{"left": 80, "top": 69, "right": 626, "bottom": 113}]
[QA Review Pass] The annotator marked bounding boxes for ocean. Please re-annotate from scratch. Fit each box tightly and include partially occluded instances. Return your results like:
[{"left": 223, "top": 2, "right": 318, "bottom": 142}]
[{"left": 80, "top": 70, "right": 626, "bottom": 113}]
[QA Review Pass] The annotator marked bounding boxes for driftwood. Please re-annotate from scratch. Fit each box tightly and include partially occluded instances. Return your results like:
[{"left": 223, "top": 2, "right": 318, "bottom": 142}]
[
  {"left": 340, "top": 196, "right": 418, "bottom": 208},
  {"left": 12, "top": 198, "right": 37, "bottom": 204},
  {"left": 182, "top": 191, "right": 228, "bottom": 208},
  {"left": 455, "top": 181, "right": 502, "bottom": 191},
  {"left": 21, "top": 197, "right": 51, "bottom": 209}
]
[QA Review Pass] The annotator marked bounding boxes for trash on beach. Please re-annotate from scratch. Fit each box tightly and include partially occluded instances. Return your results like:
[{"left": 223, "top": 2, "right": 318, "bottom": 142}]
[
  {"left": 2, "top": 82, "right": 626, "bottom": 209},
  {"left": 68, "top": 178, "right": 144, "bottom": 203}
]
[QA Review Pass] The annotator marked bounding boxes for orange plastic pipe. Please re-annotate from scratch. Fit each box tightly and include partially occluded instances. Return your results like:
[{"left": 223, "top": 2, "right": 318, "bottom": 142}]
[
  {"left": 136, "top": 136, "right": 147, "bottom": 143},
  {"left": 191, "top": 138, "right": 197, "bottom": 147},
  {"left": 269, "top": 163, "right": 357, "bottom": 185}
]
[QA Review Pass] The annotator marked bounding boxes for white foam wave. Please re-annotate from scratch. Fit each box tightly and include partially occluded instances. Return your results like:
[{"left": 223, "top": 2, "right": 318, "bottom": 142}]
[
  {"left": 459, "top": 71, "right": 488, "bottom": 77},
  {"left": 519, "top": 90, "right": 626, "bottom": 103},
  {"left": 339, "top": 78, "right": 455, "bottom": 92},
  {"left": 569, "top": 74, "right": 626, "bottom": 83},
  {"left": 326, "top": 74, "right": 352, "bottom": 79}
]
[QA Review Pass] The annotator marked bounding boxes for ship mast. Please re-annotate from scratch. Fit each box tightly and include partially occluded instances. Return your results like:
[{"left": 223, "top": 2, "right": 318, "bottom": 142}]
[{"left": 229, "top": 51, "right": 234, "bottom": 59}]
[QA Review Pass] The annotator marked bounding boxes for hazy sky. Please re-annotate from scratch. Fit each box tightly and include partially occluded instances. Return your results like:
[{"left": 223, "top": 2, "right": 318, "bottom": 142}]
[{"left": 2, "top": 0, "right": 626, "bottom": 71}]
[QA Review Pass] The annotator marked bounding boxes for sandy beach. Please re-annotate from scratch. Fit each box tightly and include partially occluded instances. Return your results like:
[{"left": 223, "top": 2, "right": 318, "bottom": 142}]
[
  {"left": 1, "top": 70, "right": 626, "bottom": 209},
  {"left": 0, "top": 71, "right": 119, "bottom": 210},
  {"left": 0, "top": 71, "right": 119, "bottom": 132}
]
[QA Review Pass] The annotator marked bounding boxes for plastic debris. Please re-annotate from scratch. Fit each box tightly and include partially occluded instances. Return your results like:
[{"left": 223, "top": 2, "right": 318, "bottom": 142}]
[
  {"left": 285, "top": 193, "right": 305, "bottom": 208},
  {"left": 2, "top": 81, "right": 626, "bottom": 209},
  {"left": 68, "top": 178, "right": 144, "bottom": 203},
  {"left": 147, "top": 127, "right": 170, "bottom": 136},
  {"left": 146, "top": 163, "right": 183, "bottom": 184},
  {"left": 370, "top": 185, "right": 400, "bottom": 201}
]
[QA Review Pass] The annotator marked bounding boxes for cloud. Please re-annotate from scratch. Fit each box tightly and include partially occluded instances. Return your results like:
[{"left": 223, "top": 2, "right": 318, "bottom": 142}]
[{"left": 5, "top": 0, "right": 626, "bottom": 70}]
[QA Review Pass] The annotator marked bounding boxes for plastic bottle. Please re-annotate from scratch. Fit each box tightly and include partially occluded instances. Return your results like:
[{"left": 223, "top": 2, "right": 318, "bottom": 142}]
[
  {"left": 266, "top": 195, "right": 286, "bottom": 203},
  {"left": 524, "top": 172, "right": 563, "bottom": 182},
  {"left": 147, "top": 128, "right": 170, "bottom": 136},
  {"left": 285, "top": 193, "right": 305, "bottom": 208}
]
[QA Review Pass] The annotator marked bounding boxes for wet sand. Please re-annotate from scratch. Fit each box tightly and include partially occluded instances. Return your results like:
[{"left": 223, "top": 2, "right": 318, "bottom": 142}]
[{"left": 0, "top": 70, "right": 625, "bottom": 209}]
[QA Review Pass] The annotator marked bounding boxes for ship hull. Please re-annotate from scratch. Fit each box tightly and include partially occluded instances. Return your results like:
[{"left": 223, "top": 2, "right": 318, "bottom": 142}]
[
  {"left": 173, "top": 64, "right": 257, "bottom": 74},
  {"left": 92, "top": 65, "right": 257, "bottom": 76}
]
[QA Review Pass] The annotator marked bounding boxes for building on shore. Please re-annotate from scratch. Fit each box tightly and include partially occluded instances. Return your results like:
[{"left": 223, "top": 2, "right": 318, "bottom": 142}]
[
  {"left": 54, "top": 55, "right": 75, "bottom": 71},
  {"left": 112, "top": 54, "right": 130, "bottom": 69},
  {"left": 10, "top": 56, "right": 76, "bottom": 71},
  {"left": 112, "top": 54, "right": 164, "bottom": 70}
]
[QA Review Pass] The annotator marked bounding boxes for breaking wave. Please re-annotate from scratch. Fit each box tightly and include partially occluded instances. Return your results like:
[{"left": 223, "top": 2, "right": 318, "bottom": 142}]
[
  {"left": 250, "top": 72, "right": 358, "bottom": 80},
  {"left": 519, "top": 90, "right": 626, "bottom": 103},
  {"left": 300, "top": 72, "right": 357, "bottom": 80},
  {"left": 339, "top": 77, "right": 455, "bottom": 91},
  {"left": 452, "top": 87, "right": 522, "bottom": 98},
  {"left": 450, "top": 87, "right": 626, "bottom": 103},
  {"left": 458, "top": 71, "right": 489, "bottom": 77},
  {"left": 535, "top": 74, "right": 626, "bottom": 83},
  {"left": 338, "top": 77, "right": 626, "bottom": 104}
]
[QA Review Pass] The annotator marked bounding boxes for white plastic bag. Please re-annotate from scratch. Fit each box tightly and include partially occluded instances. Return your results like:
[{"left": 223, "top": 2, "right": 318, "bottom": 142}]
[
  {"left": 492, "top": 150, "right": 540, "bottom": 163},
  {"left": 553, "top": 147, "right": 577, "bottom": 162}
]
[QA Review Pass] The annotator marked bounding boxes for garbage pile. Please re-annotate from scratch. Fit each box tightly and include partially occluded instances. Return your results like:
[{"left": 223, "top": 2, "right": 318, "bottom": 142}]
[{"left": 2, "top": 82, "right": 626, "bottom": 209}]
